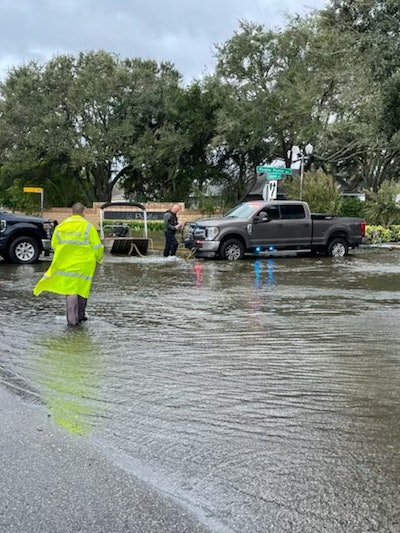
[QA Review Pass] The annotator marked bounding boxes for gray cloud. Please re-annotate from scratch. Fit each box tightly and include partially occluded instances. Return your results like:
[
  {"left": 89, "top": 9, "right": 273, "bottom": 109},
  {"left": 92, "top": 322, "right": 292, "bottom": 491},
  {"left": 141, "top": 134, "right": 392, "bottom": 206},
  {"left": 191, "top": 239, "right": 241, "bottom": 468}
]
[{"left": 0, "top": 0, "right": 327, "bottom": 81}]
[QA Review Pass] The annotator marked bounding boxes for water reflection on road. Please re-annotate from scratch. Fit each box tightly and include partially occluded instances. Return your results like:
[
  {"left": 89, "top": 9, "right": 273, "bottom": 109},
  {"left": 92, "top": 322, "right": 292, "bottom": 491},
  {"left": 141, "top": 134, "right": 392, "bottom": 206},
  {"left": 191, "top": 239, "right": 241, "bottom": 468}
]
[
  {"left": 36, "top": 329, "right": 103, "bottom": 435},
  {"left": 2, "top": 249, "right": 400, "bottom": 532}
]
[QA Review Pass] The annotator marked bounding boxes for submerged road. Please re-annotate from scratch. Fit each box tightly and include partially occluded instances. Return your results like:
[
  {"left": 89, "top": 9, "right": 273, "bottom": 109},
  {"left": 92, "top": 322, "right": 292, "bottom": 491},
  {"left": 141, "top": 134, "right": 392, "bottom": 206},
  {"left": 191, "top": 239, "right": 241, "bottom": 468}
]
[{"left": 2, "top": 249, "right": 400, "bottom": 531}]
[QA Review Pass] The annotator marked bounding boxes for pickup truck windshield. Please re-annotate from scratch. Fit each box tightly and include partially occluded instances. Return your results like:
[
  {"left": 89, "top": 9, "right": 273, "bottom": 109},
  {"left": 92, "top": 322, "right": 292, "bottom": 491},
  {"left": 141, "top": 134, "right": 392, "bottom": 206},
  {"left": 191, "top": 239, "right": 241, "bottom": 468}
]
[{"left": 224, "top": 202, "right": 262, "bottom": 219}]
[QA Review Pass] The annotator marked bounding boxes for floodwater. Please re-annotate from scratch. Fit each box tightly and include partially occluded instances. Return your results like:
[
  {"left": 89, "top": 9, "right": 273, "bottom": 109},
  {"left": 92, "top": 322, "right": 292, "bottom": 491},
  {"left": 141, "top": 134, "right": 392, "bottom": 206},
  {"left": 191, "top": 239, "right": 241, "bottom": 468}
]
[{"left": 1, "top": 247, "right": 400, "bottom": 532}]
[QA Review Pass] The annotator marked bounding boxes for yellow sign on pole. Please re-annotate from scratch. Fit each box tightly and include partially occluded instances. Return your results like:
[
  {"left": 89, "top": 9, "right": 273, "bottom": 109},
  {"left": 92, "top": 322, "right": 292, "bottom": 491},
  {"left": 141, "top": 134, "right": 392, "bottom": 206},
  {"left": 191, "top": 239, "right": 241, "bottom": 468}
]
[
  {"left": 23, "top": 187, "right": 43, "bottom": 193},
  {"left": 23, "top": 186, "right": 44, "bottom": 215}
]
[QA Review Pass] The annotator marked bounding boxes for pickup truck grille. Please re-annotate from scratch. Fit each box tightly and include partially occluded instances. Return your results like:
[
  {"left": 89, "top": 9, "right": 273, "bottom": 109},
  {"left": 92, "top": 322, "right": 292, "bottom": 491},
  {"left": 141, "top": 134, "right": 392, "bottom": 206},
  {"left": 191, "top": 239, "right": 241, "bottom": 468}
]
[
  {"left": 183, "top": 223, "right": 207, "bottom": 249},
  {"left": 42, "top": 221, "right": 56, "bottom": 239},
  {"left": 186, "top": 223, "right": 206, "bottom": 240}
]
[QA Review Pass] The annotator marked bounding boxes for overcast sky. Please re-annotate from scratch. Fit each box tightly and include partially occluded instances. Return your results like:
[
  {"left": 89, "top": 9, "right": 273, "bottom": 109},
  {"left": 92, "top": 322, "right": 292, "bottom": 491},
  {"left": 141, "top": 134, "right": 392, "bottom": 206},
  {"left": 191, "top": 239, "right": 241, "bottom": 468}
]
[{"left": 0, "top": 0, "right": 328, "bottom": 83}]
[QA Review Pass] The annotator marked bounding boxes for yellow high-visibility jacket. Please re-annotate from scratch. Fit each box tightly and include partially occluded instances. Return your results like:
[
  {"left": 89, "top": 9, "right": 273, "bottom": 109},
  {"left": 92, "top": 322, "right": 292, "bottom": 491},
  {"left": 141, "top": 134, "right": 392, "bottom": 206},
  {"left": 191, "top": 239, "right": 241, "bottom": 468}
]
[{"left": 33, "top": 215, "right": 104, "bottom": 299}]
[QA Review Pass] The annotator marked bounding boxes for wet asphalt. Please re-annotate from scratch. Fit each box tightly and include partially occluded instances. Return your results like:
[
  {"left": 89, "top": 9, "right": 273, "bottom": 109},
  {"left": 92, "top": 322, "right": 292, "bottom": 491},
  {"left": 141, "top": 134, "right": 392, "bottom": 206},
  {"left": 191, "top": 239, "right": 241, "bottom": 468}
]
[
  {"left": 3, "top": 248, "right": 400, "bottom": 532},
  {"left": 0, "top": 386, "right": 211, "bottom": 533}
]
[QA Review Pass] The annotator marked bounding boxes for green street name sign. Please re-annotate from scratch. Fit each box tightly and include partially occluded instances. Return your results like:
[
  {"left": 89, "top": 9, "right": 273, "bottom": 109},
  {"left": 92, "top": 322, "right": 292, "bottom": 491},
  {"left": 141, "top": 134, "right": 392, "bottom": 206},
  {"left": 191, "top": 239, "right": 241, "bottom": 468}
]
[{"left": 256, "top": 166, "right": 293, "bottom": 180}]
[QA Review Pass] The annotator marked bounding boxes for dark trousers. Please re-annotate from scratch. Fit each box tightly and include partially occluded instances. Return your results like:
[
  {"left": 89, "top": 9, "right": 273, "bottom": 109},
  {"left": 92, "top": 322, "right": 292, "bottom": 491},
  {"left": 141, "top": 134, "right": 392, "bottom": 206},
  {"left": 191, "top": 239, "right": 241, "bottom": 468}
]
[
  {"left": 163, "top": 231, "right": 178, "bottom": 257},
  {"left": 66, "top": 295, "right": 88, "bottom": 326}
]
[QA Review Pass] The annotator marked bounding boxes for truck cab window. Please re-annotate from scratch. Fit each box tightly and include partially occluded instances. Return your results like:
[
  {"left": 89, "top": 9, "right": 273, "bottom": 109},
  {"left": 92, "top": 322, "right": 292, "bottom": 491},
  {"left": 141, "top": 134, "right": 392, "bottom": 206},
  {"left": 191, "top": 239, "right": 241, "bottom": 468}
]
[
  {"left": 280, "top": 205, "right": 305, "bottom": 219},
  {"left": 265, "top": 206, "right": 280, "bottom": 220}
]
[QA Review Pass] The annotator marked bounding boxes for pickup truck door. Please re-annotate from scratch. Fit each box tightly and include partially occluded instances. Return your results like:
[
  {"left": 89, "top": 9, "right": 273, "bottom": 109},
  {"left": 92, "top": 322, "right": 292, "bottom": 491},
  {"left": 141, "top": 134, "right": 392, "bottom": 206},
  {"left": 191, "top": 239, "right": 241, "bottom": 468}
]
[
  {"left": 250, "top": 204, "right": 312, "bottom": 248},
  {"left": 250, "top": 205, "right": 281, "bottom": 247}
]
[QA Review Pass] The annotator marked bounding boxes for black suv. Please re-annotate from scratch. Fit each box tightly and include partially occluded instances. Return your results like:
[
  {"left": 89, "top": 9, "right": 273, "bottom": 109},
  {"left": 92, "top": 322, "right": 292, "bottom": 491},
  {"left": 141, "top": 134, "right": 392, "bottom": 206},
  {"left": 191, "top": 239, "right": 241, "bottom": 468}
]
[{"left": 0, "top": 210, "right": 56, "bottom": 264}]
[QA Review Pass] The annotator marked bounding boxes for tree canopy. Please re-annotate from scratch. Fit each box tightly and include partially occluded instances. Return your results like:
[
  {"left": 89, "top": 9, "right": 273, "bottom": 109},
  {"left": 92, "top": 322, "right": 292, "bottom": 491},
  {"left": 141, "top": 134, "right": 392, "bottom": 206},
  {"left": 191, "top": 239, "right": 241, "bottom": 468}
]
[{"left": 1, "top": 1, "right": 399, "bottom": 210}]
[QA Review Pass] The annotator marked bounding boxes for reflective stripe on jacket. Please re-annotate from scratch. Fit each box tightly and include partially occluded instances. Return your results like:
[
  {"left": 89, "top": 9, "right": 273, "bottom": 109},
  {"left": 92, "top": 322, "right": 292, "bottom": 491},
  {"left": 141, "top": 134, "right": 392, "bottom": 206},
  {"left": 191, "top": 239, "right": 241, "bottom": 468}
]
[{"left": 33, "top": 215, "right": 104, "bottom": 299}]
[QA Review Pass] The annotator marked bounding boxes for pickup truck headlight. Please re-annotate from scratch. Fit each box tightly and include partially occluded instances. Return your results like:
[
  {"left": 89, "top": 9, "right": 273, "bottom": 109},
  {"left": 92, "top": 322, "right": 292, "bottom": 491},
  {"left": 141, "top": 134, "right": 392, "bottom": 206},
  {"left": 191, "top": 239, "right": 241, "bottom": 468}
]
[
  {"left": 0, "top": 220, "right": 6, "bottom": 233},
  {"left": 205, "top": 226, "right": 220, "bottom": 240}
]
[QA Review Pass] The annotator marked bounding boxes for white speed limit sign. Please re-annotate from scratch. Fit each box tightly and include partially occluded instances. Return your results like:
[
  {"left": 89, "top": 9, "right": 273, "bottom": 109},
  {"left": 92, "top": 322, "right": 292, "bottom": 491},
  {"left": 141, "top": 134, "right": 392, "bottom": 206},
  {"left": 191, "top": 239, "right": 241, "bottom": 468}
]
[{"left": 262, "top": 180, "right": 278, "bottom": 201}]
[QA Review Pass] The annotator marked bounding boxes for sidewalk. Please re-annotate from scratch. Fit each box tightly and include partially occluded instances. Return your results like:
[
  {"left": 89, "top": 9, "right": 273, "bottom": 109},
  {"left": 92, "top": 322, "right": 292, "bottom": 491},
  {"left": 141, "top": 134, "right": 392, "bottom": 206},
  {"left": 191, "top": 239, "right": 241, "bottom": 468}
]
[{"left": 0, "top": 386, "right": 211, "bottom": 533}]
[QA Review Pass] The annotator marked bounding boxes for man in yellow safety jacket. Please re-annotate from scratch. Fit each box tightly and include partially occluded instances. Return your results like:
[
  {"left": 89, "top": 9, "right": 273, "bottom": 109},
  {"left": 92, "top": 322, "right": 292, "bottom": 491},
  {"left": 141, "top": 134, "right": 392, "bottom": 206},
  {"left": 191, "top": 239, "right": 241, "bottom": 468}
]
[{"left": 33, "top": 202, "right": 104, "bottom": 325}]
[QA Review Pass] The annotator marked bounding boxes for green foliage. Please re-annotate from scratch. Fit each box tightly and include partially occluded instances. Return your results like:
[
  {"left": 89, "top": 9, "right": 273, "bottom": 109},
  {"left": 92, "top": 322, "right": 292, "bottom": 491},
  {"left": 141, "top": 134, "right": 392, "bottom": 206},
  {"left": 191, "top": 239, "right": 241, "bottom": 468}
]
[
  {"left": 0, "top": 178, "right": 40, "bottom": 214},
  {"left": 0, "top": 157, "right": 86, "bottom": 210},
  {"left": 363, "top": 180, "right": 400, "bottom": 225},
  {"left": 317, "top": 0, "right": 400, "bottom": 190},
  {"left": 365, "top": 225, "right": 400, "bottom": 244},
  {"left": 388, "top": 225, "right": 400, "bottom": 242},
  {"left": 380, "top": 71, "right": 400, "bottom": 141},
  {"left": 337, "top": 197, "right": 365, "bottom": 218},
  {"left": 325, "top": 0, "right": 400, "bottom": 80},
  {"left": 284, "top": 170, "right": 342, "bottom": 214},
  {"left": 198, "top": 194, "right": 218, "bottom": 216},
  {"left": 0, "top": 52, "right": 190, "bottom": 205},
  {"left": 102, "top": 220, "right": 164, "bottom": 233},
  {"left": 3, "top": 4, "right": 400, "bottom": 208}
]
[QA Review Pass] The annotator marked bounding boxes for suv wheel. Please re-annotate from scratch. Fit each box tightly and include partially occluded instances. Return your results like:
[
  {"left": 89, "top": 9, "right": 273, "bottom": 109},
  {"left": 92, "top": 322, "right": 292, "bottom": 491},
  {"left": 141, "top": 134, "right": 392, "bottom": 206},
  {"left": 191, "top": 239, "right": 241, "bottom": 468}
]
[
  {"left": 219, "top": 239, "right": 245, "bottom": 260},
  {"left": 9, "top": 236, "right": 41, "bottom": 264}
]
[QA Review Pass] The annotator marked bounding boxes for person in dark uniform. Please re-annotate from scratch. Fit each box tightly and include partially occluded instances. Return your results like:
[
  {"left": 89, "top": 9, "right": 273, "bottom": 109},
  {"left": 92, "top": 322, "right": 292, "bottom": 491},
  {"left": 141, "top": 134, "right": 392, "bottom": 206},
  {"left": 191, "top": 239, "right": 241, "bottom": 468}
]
[{"left": 163, "top": 204, "right": 182, "bottom": 258}]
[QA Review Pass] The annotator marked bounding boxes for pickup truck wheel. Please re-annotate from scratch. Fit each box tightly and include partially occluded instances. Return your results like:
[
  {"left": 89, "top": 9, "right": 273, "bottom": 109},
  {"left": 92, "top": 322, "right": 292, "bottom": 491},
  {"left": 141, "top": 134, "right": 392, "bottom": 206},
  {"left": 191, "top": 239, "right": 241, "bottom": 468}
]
[
  {"left": 9, "top": 236, "right": 41, "bottom": 264},
  {"left": 219, "top": 239, "right": 244, "bottom": 260},
  {"left": 327, "top": 238, "right": 348, "bottom": 257}
]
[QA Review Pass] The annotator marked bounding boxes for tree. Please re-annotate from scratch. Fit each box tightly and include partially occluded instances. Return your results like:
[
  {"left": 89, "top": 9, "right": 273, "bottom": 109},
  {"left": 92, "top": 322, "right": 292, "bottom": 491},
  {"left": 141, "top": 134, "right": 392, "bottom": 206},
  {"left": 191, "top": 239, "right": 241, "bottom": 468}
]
[
  {"left": 284, "top": 170, "right": 343, "bottom": 214},
  {"left": 317, "top": 0, "right": 400, "bottom": 189},
  {"left": 363, "top": 180, "right": 400, "bottom": 225},
  {"left": 210, "top": 16, "right": 364, "bottom": 199},
  {"left": 208, "top": 6, "right": 400, "bottom": 196},
  {"left": 0, "top": 156, "right": 83, "bottom": 207},
  {"left": 324, "top": 0, "right": 400, "bottom": 80},
  {"left": 0, "top": 52, "right": 186, "bottom": 205},
  {"left": 121, "top": 79, "right": 222, "bottom": 202}
]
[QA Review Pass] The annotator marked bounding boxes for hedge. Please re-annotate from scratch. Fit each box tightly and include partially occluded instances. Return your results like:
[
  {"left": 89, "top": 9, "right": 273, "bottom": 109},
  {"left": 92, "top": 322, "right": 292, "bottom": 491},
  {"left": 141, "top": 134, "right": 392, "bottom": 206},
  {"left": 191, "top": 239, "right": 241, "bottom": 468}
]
[{"left": 365, "top": 225, "right": 400, "bottom": 243}]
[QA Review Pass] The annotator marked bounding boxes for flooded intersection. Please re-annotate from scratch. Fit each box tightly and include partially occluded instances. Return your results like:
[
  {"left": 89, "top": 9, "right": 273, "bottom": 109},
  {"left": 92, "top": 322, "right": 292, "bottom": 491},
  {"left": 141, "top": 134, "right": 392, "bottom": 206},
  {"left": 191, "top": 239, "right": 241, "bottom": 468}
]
[{"left": 1, "top": 248, "right": 400, "bottom": 532}]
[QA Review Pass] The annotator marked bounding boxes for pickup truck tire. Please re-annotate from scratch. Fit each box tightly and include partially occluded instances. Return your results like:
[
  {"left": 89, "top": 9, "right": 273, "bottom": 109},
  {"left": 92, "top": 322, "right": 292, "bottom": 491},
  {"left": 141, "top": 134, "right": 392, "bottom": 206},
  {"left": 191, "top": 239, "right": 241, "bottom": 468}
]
[
  {"left": 8, "top": 236, "right": 41, "bottom": 264},
  {"left": 219, "top": 239, "right": 245, "bottom": 260},
  {"left": 327, "top": 238, "right": 348, "bottom": 257}
]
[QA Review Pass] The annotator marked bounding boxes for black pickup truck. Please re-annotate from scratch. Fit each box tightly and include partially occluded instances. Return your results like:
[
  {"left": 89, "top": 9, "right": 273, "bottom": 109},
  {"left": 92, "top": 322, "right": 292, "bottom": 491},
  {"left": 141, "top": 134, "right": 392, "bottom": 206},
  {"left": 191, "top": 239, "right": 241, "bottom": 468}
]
[
  {"left": 0, "top": 210, "right": 56, "bottom": 264},
  {"left": 184, "top": 200, "right": 366, "bottom": 260}
]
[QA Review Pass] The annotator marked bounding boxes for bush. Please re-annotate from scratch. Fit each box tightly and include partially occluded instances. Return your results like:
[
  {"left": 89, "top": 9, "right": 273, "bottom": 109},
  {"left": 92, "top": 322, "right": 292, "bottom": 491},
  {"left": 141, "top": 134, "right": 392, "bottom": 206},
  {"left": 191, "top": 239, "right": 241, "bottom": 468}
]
[
  {"left": 363, "top": 180, "right": 400, "bottom": 225},
  {"left": 365, "top": 225, "right": 400, "bottom": 243},
  {"left": 388, "top": 225, "right": 400, "bottom": 242},
  {"left": 284, "top": 170, "right": 342, "bottom": 214},
  {"left": 338, "top": 197, "right": 365, "bottom": 218},
  {"left": 103, "top": 220, "right": 164, "bottom": 233}
]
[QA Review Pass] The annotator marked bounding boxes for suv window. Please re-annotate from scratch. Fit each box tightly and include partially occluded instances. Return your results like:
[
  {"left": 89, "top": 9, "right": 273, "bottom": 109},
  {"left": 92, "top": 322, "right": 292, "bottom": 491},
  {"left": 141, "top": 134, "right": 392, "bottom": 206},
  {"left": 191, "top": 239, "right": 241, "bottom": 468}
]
[{"left": 280, "top": 204, "right": 305, "bottom": 219}]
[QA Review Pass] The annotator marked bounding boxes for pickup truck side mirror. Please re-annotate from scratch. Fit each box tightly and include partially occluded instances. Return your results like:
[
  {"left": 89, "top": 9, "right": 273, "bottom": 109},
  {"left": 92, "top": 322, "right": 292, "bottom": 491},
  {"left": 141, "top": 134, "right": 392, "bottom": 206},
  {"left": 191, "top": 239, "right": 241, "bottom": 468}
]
[{"left": 256, "top": 212, "right": 268, "bottom": 223}]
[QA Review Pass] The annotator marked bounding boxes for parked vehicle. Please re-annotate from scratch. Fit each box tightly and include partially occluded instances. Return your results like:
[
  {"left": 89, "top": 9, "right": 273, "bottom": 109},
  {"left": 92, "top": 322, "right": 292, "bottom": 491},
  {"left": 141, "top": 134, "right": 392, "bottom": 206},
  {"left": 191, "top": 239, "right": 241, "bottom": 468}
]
[
  {"left": 0, "top": 210, "right": 56, "bottom": 264},
  {"left": 184, "top": 200, "right": 366, "bottom": 260}
]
